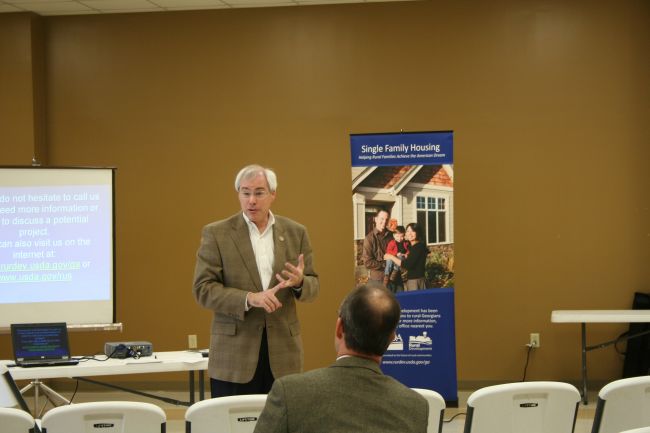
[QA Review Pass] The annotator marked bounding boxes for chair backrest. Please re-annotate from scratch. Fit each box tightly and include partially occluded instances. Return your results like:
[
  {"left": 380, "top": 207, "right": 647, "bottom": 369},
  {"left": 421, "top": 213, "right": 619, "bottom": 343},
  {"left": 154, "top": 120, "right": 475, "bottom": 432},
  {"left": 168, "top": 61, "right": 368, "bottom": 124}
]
[
  {"left": 591, "top": 375, "right": 650, "bottom": 433},
  {"left": 40, "top": 401, "right": 166, "bottom": 433},
  {"left": 185, "top": 394, "right": 267, "bottom": 433},
  {"left": 463, "top": 381, "right": 580, "bottom": 433},
  {"left": 0, "top": 363, "right": 32, "bottom": 414},
  {"left": 0, "top": 407, "right": 36, "bottom": 433},
  {"left": 412, "top": 388, "right": 446, "bottom": 433}
]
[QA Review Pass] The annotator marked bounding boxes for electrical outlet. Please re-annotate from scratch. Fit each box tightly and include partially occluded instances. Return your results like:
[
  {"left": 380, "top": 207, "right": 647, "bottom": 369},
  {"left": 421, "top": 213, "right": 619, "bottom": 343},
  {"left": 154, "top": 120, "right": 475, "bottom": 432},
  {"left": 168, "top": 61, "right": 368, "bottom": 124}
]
[
  {"left": 529, "top": 333, "right": 540, "bottom": 348},
  {"left": 188, "top": 334, "right": 198, "bottom": 349}
]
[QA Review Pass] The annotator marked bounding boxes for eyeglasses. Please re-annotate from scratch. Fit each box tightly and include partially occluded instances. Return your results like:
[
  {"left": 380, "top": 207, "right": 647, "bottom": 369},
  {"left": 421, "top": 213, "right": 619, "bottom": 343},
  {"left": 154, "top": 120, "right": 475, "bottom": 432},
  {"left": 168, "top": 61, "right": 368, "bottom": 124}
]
[{"left": 239, "top": 189, "right": 270, "bottom": 199}]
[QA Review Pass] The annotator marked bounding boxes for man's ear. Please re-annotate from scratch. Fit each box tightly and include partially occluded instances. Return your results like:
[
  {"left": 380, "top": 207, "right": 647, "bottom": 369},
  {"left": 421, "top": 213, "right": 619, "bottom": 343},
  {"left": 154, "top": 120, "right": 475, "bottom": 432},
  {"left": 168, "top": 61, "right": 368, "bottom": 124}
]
[{"left": 335, "top": 317, "right": 344, "bottom": 339}]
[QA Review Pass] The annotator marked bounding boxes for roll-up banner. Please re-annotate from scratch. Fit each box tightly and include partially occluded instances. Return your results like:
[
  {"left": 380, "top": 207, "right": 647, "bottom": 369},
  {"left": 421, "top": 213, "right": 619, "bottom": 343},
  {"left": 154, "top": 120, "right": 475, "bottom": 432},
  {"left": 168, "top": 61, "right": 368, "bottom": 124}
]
[{"left": 351, "top": 131, "right": 458, "bottom": 404}]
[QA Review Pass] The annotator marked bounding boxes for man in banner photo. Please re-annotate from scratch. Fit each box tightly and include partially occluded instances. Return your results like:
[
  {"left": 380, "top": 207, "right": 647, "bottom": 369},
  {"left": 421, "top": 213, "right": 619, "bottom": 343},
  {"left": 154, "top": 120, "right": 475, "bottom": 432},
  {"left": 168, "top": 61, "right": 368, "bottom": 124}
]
[{"left": 361, "top": 209, "right": 392, "bottom": 282}]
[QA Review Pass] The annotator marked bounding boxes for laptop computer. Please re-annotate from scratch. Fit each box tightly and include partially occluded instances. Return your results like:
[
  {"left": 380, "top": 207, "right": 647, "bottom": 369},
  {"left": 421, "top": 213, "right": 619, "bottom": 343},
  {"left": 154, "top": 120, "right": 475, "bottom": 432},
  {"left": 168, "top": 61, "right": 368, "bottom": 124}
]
[{"left": 10, "top": 322, "right": 79, "bottom": 368}]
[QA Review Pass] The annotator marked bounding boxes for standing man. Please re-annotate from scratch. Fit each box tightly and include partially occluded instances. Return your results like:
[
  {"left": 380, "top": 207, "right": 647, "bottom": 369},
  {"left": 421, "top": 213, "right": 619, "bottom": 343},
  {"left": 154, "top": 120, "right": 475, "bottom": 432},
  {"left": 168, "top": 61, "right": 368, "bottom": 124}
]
[
  {"left": 193, "top": 164, "right": 319, "bottom": 397},
  {"left": 253, "top": 284, "right": 429, "bottom": 433}
]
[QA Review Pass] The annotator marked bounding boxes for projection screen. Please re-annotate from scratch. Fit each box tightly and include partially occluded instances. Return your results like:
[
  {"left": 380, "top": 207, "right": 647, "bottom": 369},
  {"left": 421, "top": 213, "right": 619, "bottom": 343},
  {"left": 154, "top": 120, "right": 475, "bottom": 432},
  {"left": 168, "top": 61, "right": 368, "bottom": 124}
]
[{"left": 0, "top": 167, "right": 116, "bottom": 329}]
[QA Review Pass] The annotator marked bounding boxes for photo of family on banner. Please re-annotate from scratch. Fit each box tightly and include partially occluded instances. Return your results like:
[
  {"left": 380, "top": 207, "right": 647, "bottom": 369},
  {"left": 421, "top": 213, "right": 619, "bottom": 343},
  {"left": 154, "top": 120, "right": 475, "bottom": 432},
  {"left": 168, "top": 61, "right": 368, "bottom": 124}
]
[{"left": 350, "top": 131, "right": 458, "bottom": 405}]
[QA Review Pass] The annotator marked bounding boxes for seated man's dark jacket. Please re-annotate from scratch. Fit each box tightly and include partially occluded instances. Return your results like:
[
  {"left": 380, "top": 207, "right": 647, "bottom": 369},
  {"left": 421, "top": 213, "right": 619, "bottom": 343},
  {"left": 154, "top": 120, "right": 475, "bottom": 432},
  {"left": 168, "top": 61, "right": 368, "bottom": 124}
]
[{"left": 253, "top": 356, "right": 429, "bottom": 433}]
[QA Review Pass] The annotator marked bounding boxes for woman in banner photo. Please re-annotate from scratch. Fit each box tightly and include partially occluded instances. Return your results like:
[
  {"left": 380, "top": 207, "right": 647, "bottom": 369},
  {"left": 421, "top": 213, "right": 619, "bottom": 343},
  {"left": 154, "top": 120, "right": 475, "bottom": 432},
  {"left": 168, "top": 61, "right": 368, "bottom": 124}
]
[{"left": 384, "top": 223, "right": 428, "bottom": 291}]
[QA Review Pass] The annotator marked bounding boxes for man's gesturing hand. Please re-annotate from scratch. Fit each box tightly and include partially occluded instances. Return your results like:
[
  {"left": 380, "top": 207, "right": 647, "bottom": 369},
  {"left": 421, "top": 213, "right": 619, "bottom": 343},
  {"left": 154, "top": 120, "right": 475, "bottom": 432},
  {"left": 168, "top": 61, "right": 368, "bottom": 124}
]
[
  {"left": 247, "top": 255, "right": 306, "bottom": 313},
  {"left": 275, "top": 254, "right": 305, "bottom": 289},
  {"left": 247, "top": 283, "right": 284, "bottom": 313}
]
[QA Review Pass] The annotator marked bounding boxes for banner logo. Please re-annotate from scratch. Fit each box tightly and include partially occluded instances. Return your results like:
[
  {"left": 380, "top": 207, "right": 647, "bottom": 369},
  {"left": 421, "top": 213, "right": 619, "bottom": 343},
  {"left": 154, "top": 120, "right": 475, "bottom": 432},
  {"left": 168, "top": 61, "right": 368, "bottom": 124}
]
[
  {"left": 387, "top": 334, "right": 404, "bottom": 351},
  {"left": 408, "top": 332, "right": 433, "bottom": 350}
]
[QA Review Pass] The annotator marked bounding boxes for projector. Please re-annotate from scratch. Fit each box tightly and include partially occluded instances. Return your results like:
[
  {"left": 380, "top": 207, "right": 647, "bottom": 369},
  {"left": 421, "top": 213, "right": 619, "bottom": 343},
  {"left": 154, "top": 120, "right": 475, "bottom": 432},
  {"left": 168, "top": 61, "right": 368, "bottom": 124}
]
[{"left": 104, "top": 341, "right": 153, "bottom": 359}]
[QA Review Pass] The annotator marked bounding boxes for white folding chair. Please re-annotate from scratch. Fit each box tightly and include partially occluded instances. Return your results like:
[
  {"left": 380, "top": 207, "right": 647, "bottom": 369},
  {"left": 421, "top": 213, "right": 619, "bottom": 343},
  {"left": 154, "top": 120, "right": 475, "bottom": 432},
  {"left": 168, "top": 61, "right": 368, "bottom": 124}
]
[
  {"left": 0, "top": 407, "right": 37, "bottom": 433},
  {"left": 40, "top": 401, "right": 166, "bottom": 433},
  {"left": 591, "top": 375, "right": 650, "bottom": 433},
  {"left": 185, "top": 394, "right": 267, "bottom": 433},
  {"left": 1, "top": 363, "right": 38, "bottom": 433},
  {"left": 1, "top": 364, "right": 31, "bottom": 411},
  {"left": 412, "top": 388, "right": 446, "bottom": 433},
  {"left": 463, "top": 381, "right": 581, "bottom": 433}
]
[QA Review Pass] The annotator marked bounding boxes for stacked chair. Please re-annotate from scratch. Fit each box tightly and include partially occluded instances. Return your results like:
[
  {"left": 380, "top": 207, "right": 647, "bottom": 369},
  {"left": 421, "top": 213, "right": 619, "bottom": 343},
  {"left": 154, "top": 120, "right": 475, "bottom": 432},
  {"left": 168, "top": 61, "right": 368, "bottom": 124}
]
[
  {"left": 591, "top": 375, "right": 650, "bottom": 433},
  {"left": 183, "top": 389, "right": 446, "bottom": 433},
  {"left": 1, "top": 363, "right": 37, "bottom": 433},
  {"left": 463, "top": 381, "right": 581, "bottom": 433},
  {"left": 40, "top": 401, "right": 166, "bottom": 433},
  {"left": 9, "top": 364, "right": 650, "bottom": 433},
  {"left": 185, "top": 394, "right": 268, "bottom": 433},
  {"left": 0, "top": 407, "right": 37, "bottom": 433},
  {"left": 412, "top": 388, "right": 446, "bottom": 433}
]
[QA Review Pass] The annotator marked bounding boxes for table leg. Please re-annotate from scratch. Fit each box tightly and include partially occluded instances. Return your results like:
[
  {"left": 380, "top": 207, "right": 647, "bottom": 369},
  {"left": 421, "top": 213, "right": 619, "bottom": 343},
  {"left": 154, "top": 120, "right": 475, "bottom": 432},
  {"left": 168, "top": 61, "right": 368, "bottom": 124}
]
[
  {"left": 581, "top": 322, "right": 588, "bottom": 405},
  {"left": 199, "top": 370, "right": 205, "bottom": 401},
  {"left": 189, "top": 371, "right": 195, "bottom": 405},
  {"left": 34, "top": 380, "right": 40, "bottom": 415}
]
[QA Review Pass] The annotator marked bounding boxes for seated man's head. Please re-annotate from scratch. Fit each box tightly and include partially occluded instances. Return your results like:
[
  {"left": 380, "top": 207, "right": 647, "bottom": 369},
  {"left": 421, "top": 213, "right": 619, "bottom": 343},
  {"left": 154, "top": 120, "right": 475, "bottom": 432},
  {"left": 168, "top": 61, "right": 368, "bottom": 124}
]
[{"left": 335, "top": 284, "right": 401, "bottom": 361}]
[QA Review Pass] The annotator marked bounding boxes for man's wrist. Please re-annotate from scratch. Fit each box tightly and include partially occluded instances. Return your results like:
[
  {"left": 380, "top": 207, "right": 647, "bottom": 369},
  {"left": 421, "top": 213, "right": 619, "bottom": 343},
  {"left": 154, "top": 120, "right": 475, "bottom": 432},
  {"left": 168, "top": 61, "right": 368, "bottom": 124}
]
[
  {"left": 292, "top": 279, "right": 304, "bottom": 298},
  {"left": 245, "top": 292, "right": 252, "bottom": 311}
]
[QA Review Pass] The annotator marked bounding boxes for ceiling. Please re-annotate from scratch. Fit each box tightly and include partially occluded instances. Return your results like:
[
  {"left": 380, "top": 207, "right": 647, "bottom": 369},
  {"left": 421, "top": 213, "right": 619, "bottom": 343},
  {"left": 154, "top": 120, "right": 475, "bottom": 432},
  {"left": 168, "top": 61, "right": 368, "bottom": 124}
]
[{"left": 0, "top": 0, "right": 409, "bottom": 15}]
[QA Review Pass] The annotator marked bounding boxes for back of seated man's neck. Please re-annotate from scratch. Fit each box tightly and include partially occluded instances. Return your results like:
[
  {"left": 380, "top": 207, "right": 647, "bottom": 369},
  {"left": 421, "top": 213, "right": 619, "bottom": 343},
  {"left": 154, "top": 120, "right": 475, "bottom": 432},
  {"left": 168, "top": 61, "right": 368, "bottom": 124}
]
[{"left": 336, "top": 351, "right": 381, "bottom": 364}]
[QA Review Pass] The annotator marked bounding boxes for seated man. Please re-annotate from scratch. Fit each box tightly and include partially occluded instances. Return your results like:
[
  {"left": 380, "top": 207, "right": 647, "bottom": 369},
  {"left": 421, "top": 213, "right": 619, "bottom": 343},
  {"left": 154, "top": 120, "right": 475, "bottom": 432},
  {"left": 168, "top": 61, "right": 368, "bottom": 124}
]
[{"left": 253, "top": 284, "right": 428, "bottom": 433}]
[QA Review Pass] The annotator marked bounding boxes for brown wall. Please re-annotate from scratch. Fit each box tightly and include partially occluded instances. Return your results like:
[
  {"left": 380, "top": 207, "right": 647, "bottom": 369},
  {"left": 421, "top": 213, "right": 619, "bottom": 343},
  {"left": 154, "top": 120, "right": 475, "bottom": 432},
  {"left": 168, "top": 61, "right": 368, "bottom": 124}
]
[
  {"left": 1, "top": 0, "right": 649, "bottom": 388},
  {"left": 0, "top": 13, "right": 45, "bottom": 164}
]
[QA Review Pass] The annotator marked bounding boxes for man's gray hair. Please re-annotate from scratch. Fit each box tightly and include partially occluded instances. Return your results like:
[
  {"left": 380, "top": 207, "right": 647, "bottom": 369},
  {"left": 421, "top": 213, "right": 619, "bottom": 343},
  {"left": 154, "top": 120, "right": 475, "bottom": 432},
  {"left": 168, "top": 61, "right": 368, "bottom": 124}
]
[{"left": 234, "top": 164, "right": 278, "bottom": 192}]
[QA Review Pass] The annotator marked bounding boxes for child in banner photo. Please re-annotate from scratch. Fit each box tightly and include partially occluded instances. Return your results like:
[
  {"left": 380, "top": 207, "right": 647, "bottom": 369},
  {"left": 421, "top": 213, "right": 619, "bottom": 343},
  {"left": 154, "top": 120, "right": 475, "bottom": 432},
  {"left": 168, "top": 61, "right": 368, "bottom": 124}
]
[{"left": 383, "top": 225, "right": 409, "bottom": 286}]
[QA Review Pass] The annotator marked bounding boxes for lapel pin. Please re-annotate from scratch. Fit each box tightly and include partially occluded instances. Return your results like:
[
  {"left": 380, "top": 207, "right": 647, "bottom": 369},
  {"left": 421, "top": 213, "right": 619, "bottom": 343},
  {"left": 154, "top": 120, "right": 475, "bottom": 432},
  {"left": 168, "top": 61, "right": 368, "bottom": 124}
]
[{"left": 279, "top": 236, "right": 285, "bottom": 242}]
